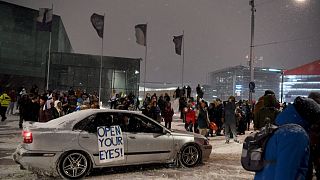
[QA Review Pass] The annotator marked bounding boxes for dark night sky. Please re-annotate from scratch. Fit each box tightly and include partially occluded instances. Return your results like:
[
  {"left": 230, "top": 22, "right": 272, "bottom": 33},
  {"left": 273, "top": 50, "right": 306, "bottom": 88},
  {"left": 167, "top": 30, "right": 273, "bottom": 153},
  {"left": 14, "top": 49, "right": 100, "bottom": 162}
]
[{"left": 4, "top": 0, "right": 320, "bottom": 87}]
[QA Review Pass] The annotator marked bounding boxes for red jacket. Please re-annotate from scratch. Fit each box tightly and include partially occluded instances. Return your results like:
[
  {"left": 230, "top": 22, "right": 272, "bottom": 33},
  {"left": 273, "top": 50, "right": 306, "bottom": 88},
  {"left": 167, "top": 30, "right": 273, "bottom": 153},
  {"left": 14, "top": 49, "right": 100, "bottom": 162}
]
[{"left": 186, "top": 108, "right": 196, "bottom": 124}]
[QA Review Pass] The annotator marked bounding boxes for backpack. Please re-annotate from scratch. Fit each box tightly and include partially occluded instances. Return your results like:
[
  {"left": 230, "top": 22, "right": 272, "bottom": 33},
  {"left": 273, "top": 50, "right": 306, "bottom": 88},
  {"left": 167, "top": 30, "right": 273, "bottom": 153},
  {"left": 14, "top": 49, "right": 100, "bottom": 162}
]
[{"left": 241, "top": 123, "right": 279, "bottom": 172}]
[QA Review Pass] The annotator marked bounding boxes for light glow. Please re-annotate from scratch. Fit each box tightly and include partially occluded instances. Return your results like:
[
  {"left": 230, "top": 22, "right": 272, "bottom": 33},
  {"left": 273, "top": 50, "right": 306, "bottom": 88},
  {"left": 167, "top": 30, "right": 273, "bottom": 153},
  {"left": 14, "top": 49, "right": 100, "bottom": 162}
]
[{"left": 295, "top": 0, "right": 306, "bottom": 3}]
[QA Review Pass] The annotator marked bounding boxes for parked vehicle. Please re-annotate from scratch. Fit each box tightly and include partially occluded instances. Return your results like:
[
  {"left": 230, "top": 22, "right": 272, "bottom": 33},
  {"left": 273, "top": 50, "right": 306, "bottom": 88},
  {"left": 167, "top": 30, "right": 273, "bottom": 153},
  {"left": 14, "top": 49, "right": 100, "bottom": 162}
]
[{"left": 13, "top": 109, "right": 212, "bottom": 179}]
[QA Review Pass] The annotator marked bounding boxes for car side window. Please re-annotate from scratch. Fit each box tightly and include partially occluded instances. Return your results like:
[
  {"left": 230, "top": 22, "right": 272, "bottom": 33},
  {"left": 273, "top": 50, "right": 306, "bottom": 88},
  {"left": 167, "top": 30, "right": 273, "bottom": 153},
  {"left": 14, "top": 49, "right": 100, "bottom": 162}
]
[
  {"left": 129, "top": 114, "right": 163, "bottom": 134},
  {"left": 83, "top": 113, "right": 113, "bottom": 133},
  {"left": 111, "top": 112, "right": 130, "bottom": 132},
  {"left": 73, "top": 114, "right": 95, "bottom": 131}
]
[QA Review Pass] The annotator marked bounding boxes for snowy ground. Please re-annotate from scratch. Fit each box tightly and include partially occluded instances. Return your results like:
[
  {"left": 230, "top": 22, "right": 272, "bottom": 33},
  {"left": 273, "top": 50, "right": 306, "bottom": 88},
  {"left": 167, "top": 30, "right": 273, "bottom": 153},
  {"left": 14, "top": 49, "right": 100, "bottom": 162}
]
[{"left": 0, "top": 114, "right": 254, "bottom": 180}]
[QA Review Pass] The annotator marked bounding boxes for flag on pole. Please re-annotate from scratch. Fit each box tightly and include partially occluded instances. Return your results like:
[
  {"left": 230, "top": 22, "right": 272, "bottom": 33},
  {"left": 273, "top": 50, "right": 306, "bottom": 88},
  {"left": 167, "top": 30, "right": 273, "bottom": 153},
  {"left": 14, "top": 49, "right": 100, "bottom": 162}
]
[
  {"left": 91, "top": 13, "right": 104, "bottom": 38},
  {"left": 135, "top": 24, "right": 147, "bottom": 46},
  {"left": 36, "top": 8, "right": 53, "bottom": 32},
  {"left": 173, "top": 35, "right": 183, "bottom": 55}
]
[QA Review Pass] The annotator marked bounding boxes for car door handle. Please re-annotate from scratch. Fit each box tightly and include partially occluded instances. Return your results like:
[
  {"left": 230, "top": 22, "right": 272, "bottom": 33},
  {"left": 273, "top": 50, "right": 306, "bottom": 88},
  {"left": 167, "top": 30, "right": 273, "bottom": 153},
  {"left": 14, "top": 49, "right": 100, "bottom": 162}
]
[
  {"left": 128, "top": 136, "right": 136, "bottom": 139},
  {"left": 82, "top": 136, "right": 90, "bottom": 139}
]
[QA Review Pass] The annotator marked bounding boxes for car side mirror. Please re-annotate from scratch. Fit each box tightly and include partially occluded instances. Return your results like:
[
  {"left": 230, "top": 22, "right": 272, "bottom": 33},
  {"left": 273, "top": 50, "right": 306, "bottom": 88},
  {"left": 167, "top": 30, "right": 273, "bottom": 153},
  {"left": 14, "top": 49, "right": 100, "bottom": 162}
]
[{"left": 163, "top": 128, "right": 170, "bottom": 135}]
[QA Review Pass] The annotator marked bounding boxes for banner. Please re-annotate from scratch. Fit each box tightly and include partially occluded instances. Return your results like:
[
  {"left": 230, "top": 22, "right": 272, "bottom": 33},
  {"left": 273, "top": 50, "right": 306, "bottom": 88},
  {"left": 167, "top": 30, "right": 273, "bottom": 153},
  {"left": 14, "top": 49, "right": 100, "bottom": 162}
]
[
  {"left": 173, "top": 35, "right": 183, "bottom": 55},
  {"left": 36, "top": 8, "right": 53, "bottom": 32},
  {"left": 91, "top": 13, "right": 104, "bottom": 38},
  {"left": 135, "top": 24, "right": 147, "bottom": 46},
  {"left": 97, "top": 125, "right": 124, "bottom": 163}
]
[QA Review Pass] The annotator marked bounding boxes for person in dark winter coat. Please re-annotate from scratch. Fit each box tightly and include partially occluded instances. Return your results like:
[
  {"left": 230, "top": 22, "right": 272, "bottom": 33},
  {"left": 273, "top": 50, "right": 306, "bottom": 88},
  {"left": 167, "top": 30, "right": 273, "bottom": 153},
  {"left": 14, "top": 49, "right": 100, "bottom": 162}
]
[
  {"left": 162, "top": 102, "right": 174, "bottom": 129},
  {"left": 18, "top": 94, "right": 32, "bottom": 128},
  {"left": 236, "top": 105, "right": 246, "bottom": 135},
  {"left": 254, "top": 97, "right": 320, "bottom": 180},
  {"left": 30, "top": 96, "right": 40, "bottom": 122},
  {"left": 196, "top": 84, "right": 201, "bottom": 97},
  {"left": 145, "top": 96, "right": 161, "bottom": 122},
  {"left": 208, "top": 101, "right": 216, "bottom": 137},
  {"left": 179, "top": 96, "right": 187, "bottom": 122},
  {"left": 175, "top": 87, "right": 181, "bottom": 99},
  {"left": 223, "top": 96, "right": 239, "bottom": 143},
  {"left": 186, "top": 86, "right": 191, "bottom": 98},
  {"left": 164, "top": 93, "right": 171, "bottom": 102},
  {"left": 254, "top": 90, "right": 280, "bottom": 130},
  {"left": 213, "top": 99, "right": 224, "bottom": 136},
  {"left": 158, "top": 95, "right": 165, "bottom": 115},
  {"left": 22, "top": 96, "right": 33, "bottom": 122},
  {"left": 197, "top": 100, "right": 209, "bottom": 137},
  {"left": 39, "top": 95, "right": 52, "bottom": 122},
  {"left": 242, "top": 101, "right": 252, "bottom": 131},
  {"left": 307, "top": 92, "right": 320, "bottom": 179},
  {"left": 182, "top": 86, "right": 186, "bottom": 97},
  {"left": 254, "top": 94, "right": 279, "bottom": 130}
]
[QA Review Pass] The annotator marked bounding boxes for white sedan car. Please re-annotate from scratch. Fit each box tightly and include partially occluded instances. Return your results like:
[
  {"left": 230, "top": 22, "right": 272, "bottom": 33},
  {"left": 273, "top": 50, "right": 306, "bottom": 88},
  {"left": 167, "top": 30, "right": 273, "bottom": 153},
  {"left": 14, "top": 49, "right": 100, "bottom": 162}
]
[{"left": 13, "top": 109, "right": 212, "bottom": 179}]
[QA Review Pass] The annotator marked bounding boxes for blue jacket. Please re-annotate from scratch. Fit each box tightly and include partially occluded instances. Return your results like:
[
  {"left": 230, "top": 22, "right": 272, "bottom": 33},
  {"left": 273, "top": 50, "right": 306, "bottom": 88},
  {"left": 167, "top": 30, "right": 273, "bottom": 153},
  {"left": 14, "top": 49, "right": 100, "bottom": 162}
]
[{"left": 255, "top": 104, "right": 310, "bottom": 180}]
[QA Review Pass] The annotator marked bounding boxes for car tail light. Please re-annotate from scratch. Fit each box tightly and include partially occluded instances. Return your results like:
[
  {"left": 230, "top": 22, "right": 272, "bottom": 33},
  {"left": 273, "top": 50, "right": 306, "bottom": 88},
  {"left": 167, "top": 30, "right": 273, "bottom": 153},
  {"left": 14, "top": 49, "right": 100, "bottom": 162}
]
[{"left": 23, "top": 130, "right": 33, "bottom": 144}]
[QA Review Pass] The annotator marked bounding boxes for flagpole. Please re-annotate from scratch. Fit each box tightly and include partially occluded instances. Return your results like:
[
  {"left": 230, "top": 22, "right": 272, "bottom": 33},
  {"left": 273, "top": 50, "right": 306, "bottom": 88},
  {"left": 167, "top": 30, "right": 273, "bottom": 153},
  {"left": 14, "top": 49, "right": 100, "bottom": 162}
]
[
  {"left": 46, "top": 3, "right": 53, "bottom": 91},
  {"left": 181, "top": 30, "right": 185, "bottom": 88},
  {"left": 143, "top": 22, "right": 148, "bottom": 99},
  {"left": 98, "top": 13, "right": 105, "bottom": 106}
]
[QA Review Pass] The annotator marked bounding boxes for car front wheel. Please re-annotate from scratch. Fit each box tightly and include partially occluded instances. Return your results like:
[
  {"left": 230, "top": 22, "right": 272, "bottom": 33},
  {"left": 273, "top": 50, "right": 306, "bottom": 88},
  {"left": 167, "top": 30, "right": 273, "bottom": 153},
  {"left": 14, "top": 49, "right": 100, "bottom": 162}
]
[
  {"left": 58, "top": 152, "right": 91, "bottom": 179},
  {"left": 180, "top": 144, "right": 201, "bottom": 167}
]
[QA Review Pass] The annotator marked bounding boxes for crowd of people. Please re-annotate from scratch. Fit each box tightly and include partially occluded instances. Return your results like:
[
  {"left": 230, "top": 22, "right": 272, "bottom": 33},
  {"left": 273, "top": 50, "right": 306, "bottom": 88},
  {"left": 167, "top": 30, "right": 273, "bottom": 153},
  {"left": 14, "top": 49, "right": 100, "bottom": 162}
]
[
  {"left": 0, "top": 85, "right": 101, "bottom": 128},
  {"left": 138, "top": 86, "right": 320, "bottom": 179},
  {"left": 0, "top": 83, "right": 319, "bottom": 179}
]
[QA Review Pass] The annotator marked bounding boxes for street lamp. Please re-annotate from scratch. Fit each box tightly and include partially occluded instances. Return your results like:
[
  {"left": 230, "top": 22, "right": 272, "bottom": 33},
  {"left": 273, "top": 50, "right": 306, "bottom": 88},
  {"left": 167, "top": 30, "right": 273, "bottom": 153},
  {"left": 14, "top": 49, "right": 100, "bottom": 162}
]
[
  {"left": 295, "top": 0, "right": 306, "bottom": 3},
  {"left": 249, "top": 0, "right": 256, "bottom": 105}
]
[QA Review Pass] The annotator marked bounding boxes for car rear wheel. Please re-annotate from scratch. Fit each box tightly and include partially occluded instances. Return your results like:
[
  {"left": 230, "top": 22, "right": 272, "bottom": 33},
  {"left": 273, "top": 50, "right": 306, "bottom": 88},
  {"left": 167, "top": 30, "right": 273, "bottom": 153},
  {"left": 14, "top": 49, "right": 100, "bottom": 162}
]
[
  {"left": 58, "top": 152, "right": 91, "bottom": 179},
  {"left": 180, "top": 144, "right": 201, "bottom": 167}
]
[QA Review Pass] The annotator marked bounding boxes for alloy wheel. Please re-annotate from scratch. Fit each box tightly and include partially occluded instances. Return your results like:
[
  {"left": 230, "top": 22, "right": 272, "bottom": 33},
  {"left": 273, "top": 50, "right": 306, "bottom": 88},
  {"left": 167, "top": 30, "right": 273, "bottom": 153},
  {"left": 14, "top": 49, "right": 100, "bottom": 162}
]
[
  {"left": 181, "top": 145, "right": 200, "bottom": 167},
  {"left": 62, "top": 152, "right": 88, "bottom": 178}
]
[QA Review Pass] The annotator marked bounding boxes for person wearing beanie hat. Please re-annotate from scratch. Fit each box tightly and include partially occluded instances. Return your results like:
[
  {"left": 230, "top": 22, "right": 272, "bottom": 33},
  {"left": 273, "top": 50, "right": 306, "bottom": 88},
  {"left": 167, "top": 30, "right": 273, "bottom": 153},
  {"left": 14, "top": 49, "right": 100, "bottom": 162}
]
[
  {"left": 254, "top": 94, "right": 279, "bottom": 130},
  {"left": 264, "top": 90, "right": 275, "bottom": 96},
  {"left": 254, "top": 97, "right": 320, "bottom": 180}
]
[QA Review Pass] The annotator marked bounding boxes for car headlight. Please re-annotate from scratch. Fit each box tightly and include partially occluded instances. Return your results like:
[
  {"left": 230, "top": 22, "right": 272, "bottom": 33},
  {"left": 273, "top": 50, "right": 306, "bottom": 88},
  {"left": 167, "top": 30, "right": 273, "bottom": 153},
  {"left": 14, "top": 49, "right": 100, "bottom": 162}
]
[{"left": 195, "top": 137, "right": 209, "bottom": 145}]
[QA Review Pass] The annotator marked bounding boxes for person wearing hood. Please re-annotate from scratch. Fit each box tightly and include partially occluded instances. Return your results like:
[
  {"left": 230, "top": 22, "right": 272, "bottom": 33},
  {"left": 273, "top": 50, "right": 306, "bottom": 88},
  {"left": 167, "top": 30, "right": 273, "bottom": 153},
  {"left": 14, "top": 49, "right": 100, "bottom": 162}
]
[
  {"left": 254, "top": 94, "right": 280, "bottom": 130},
  {"left": 254, "top": 97, "right": 320, "bottom": 180},
  {"left": 52, "top": 100, "right": 64, "bottom": 119},
  {"left": 254, "top": 90, "right": 280, "bottom": 130}
]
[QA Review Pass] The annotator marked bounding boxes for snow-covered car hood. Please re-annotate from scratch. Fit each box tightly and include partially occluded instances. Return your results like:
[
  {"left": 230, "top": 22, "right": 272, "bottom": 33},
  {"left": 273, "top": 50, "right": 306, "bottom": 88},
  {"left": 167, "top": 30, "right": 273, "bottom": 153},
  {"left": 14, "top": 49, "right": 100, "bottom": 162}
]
[{"left": 170, "top": 129, "right": 204, "bottom": 139}]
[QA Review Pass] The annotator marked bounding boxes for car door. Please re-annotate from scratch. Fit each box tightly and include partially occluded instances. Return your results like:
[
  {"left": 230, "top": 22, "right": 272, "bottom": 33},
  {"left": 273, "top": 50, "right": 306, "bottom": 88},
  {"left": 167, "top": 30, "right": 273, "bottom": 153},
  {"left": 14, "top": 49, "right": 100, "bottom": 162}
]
[
  {"left": 125, "top": 114, "right": 173, "bottom": 165},
  {"left": 76, "top": 112, "right": 127, "bottom": 166}
]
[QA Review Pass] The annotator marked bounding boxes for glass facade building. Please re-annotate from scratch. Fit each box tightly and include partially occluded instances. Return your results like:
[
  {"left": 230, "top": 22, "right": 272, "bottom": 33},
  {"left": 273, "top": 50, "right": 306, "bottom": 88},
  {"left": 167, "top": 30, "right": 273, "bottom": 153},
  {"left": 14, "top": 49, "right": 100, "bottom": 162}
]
[
  {"left": 282, "top": 60, "right": 320, "bottom": 103},
  {"left": 0, "top": 1, "right": 72, "bottom": 89},
  {"left": 209, "top": 65, "right": 282, "bottom": 101},
  {"left": 50, "top": 52, "right": 140, "bottom": 103},
  {"left": 0, "top": 2, "right": 141, "bottom": 104}
]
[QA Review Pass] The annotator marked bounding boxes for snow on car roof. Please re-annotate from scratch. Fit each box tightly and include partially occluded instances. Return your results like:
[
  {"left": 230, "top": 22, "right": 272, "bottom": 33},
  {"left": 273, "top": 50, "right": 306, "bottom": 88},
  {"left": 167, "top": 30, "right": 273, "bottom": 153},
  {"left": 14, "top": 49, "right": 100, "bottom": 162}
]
[{"left": 29, "top": 109, "right": 143, "bottom": 129}]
